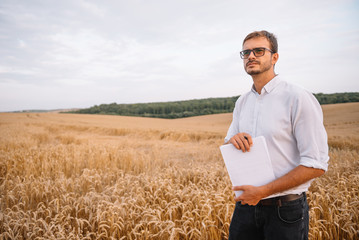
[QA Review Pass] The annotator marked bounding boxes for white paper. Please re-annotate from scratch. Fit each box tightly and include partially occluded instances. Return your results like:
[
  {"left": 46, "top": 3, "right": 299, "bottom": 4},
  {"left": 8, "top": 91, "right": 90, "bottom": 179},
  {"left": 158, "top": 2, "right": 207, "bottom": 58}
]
[{"left": 220, "top": 136, "right": 276, "bottom": 197}]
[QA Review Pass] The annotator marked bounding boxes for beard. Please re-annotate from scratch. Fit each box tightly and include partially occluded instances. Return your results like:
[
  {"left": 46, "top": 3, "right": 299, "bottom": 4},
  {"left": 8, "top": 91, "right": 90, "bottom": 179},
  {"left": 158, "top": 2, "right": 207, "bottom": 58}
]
[{"left": 245, "top": 60, "right": 272, "bottom": 75}]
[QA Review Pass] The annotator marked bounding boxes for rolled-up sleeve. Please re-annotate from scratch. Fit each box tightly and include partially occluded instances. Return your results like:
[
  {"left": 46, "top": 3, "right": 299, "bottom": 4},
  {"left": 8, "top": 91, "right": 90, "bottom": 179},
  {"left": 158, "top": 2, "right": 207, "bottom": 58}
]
[{"left": 292, "top": 91, "right": 329, "bottom": 171}]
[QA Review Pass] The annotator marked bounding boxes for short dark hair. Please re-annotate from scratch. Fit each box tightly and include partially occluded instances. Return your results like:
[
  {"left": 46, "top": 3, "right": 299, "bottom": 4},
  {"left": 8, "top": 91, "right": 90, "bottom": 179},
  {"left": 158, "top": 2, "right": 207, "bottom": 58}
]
[{"left": 243, "top": 30, "right": 278, "bottom": 53}]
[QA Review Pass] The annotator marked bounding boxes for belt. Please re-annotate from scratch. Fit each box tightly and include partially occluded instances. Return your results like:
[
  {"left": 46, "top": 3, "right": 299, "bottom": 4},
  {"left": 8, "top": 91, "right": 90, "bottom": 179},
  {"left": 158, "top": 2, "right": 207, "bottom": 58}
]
[{"left": 257, "top": 193, "right": 304, "bottom": 207}]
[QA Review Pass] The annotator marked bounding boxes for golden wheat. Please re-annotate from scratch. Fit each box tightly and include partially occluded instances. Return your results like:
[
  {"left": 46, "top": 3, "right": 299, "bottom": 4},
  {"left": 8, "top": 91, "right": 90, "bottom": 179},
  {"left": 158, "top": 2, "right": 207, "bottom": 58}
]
[{"left": 0, "top": 104, "right": 358, "bottom": 240}]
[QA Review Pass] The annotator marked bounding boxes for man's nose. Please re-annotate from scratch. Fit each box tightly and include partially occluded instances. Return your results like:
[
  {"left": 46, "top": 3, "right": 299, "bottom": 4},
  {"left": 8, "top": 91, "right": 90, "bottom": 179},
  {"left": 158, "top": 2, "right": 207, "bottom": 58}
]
[{"left": 248, "top": 51, "right": 256, "bottom": 59}]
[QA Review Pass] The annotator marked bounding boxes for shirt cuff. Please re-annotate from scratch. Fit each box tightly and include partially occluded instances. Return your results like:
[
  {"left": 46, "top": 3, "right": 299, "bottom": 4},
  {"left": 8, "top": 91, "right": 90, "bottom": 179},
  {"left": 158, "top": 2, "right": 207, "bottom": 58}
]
[{"left": 300, "top": 156, "right": 329, "bottom": 171}]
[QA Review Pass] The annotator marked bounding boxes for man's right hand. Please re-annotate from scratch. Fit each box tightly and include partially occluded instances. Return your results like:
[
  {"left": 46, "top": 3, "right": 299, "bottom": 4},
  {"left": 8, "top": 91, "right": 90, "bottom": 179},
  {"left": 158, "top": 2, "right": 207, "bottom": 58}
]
[{"left": 228, "top": 133, "right": 253, "bottom": 152}]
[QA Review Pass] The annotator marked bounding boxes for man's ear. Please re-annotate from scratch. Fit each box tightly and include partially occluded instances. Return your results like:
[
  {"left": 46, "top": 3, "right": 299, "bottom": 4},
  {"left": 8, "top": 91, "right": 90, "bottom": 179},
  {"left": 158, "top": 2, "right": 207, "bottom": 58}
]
[{"left": 272, "top": 53, "right": 279, "bottom": 65}]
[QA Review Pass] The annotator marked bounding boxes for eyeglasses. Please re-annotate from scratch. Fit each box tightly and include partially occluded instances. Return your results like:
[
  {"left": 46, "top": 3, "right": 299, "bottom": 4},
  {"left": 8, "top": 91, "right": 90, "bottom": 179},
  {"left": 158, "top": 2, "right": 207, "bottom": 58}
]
[{"left": 240, "top": 47, "right": 274, "bottom": 59}]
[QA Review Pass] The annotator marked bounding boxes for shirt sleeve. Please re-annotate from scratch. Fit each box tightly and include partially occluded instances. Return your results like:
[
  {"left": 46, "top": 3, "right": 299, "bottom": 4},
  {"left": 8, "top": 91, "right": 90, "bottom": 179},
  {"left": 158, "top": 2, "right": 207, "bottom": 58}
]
[
  {"left": 291, "top": 90, "right": 329, "bottom": 171},
  {"left": 224, "top": 98, "right": 241, "bottom": 143}
]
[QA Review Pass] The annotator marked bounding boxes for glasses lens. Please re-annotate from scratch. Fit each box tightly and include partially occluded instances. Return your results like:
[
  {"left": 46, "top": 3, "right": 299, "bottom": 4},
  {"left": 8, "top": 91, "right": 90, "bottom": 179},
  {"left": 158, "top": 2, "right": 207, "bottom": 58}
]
[
  {"left": 240, "top": 50, "right": 251, "bottom": 59},
  {"left": 253, "top": 48, "right": 265, "bottom": 57}
]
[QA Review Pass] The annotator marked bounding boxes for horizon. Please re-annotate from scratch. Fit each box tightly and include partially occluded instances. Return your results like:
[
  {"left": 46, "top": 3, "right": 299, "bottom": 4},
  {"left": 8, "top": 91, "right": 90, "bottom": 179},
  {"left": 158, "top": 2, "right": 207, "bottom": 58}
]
[{"left": 4, "top": 91, "right": 358, "bottom": 113}]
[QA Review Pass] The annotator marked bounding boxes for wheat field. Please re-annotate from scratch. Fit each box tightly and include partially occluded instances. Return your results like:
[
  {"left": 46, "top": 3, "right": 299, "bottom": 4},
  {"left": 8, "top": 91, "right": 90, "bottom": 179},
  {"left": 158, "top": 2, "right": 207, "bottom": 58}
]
[{"left": 1, "top": 102, "right": 358, "bottom": 239}]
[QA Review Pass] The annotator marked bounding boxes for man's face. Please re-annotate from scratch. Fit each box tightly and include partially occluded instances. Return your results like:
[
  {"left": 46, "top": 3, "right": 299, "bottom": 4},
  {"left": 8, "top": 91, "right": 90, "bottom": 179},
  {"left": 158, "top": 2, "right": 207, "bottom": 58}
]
[{"left": 242, "top": 37, "right": 277, "bottom": 76}]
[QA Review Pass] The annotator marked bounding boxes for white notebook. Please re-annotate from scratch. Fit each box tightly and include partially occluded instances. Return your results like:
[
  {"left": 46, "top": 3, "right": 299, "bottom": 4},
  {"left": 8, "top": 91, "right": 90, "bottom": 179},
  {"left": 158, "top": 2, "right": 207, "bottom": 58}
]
[{"left": 220, "top": 136, "right": 276, "bottom": 197}]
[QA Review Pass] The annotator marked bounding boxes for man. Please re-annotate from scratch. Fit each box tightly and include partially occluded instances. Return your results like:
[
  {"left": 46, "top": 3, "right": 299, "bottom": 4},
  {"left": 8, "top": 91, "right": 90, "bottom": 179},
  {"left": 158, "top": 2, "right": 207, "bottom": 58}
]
[{"left": 225, "top": 30, "right": 329, "bottom": 240}]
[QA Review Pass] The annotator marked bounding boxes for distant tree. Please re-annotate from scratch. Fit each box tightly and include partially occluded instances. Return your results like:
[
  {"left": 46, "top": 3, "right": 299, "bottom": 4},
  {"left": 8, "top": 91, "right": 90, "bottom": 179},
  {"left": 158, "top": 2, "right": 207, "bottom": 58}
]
[{"left": 67, "top": 92, "right": 359, "bottom": 119}]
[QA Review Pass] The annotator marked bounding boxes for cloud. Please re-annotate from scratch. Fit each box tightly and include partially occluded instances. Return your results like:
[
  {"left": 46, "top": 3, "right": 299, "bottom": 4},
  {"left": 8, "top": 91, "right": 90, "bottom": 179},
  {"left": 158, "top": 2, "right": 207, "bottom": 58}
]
[{"left": 0, "top": 0, "right": 358, "bottom": 111}]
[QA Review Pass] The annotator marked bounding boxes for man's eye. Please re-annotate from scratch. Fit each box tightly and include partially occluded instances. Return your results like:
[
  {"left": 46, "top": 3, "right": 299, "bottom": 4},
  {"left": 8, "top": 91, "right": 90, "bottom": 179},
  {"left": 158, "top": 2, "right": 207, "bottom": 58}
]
[{"left": 254, "top": 49, "right": 264, "bottom": 54}]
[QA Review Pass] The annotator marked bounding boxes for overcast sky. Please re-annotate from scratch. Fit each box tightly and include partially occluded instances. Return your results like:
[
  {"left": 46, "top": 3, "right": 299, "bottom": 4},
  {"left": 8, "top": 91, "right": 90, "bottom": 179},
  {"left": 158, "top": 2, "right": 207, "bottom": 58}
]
[{"left": 0, "top": 0, "right": 358, "bottom": 112}]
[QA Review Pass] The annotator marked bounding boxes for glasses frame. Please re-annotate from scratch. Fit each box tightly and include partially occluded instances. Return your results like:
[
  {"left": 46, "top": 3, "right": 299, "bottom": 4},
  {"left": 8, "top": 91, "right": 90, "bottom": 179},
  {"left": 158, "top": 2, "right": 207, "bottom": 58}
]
[{"left": 240, "top": 47, "right": 274, "bottom": 59}]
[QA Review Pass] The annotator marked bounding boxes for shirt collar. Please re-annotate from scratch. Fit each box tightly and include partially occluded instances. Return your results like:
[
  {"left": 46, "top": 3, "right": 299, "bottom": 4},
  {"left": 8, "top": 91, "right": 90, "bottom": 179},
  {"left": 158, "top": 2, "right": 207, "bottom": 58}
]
[
  {"left": 251, "top": 75, "right": 281, "bottom": 94},
  {"left": 263, "top": 75, "right": 281, "bottom": 93}
]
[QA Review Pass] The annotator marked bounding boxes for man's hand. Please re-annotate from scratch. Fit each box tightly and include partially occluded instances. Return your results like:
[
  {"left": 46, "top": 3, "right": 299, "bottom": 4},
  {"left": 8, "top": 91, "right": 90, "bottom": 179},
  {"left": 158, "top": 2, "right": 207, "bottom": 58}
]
[
  {"left": 229, "top": 132, "right": 253, "bottom": 152},
  {"left": 232, "top": 166, "right": 326, "bottom": 206},
  {"left": 232, "top": 185, "right": 266, "bottom": 206}
]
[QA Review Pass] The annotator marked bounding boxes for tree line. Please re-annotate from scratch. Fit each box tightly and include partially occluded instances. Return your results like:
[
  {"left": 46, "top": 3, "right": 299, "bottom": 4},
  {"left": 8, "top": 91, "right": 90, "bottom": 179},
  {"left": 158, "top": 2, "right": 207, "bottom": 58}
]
[{"left": 68, "top": 92, "right": 359, "bottom": 119}]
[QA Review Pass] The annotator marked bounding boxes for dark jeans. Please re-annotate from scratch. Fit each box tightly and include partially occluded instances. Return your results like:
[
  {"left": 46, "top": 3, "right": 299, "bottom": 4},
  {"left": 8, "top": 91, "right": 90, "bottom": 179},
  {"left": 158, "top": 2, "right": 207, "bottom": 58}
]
[{"left": 228, "top": 193, "right": 309, "bottom": 240}]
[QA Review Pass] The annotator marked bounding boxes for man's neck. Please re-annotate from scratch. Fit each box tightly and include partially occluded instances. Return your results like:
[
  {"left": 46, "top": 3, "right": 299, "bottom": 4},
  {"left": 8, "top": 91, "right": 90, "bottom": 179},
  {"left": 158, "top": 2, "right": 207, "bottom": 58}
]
[{"left": 251, "top": 72, "right": 276, "bottom": 94}]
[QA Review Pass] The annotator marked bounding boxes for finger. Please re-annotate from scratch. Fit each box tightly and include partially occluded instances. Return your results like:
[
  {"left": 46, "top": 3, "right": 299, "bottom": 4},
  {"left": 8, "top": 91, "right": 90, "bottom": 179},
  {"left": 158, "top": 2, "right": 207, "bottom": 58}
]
[
  {"left": 240, "top": 135, "right": 250, "bottom": 152},
  {"left": 232, "top": 186, "right": 244, "bottom": 191},
  {"left": 233, "top": 135, "right": 245, "bottom": 151},
  {"left": 236, "top": 136, "right": 246, "bottom": 152},
  {"left": 234, "top": 197, "right": 241, "bottom": 202},
  {"left": 234, "top": 192, "right": 243, "bottom": 202},
  {"left": 229, "top": 138, "right": 240, "bottom": 150},
  {"left": 244, "top": 134, "right": 253, "bottom": 146},
  {"left": 234, "top": 195, "right": 245, "bottom": 202}
]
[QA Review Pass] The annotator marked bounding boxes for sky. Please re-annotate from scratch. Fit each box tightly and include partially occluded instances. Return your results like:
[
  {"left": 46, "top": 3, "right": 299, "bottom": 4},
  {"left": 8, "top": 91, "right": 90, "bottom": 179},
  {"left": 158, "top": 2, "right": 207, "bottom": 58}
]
[{"left": 0, "top": 0, "right": 358, "bottom": 112}]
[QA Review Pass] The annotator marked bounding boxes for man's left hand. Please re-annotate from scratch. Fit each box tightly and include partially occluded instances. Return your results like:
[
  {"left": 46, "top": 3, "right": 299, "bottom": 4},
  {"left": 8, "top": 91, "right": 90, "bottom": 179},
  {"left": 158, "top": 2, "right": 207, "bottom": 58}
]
[{"left": 232, "top": 185, "right": 267, "bottom": 206}]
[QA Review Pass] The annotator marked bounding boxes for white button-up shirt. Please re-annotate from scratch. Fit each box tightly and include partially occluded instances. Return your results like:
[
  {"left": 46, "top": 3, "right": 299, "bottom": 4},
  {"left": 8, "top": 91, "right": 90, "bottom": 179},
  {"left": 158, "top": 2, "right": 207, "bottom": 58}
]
[{"left": 225, "top": 76, "right": 329, "bottom": 195}]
